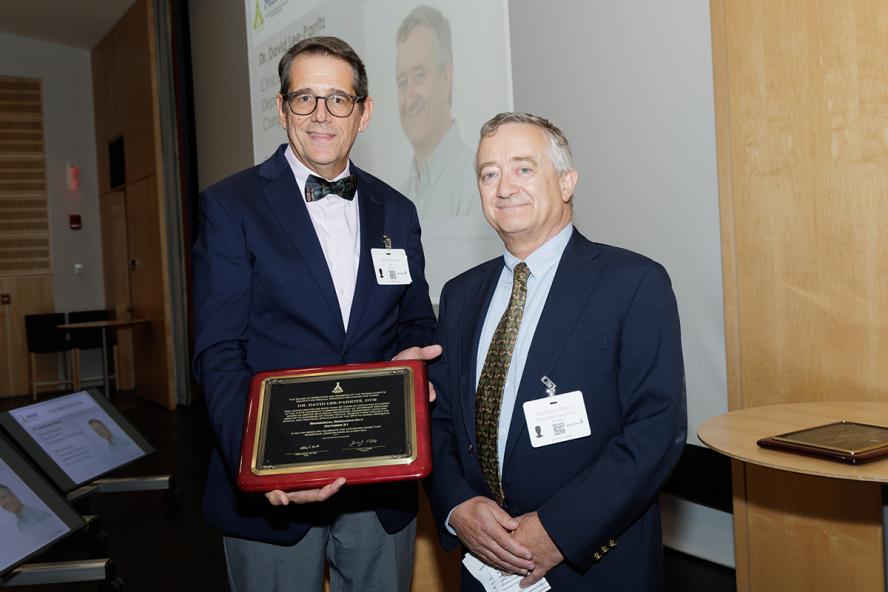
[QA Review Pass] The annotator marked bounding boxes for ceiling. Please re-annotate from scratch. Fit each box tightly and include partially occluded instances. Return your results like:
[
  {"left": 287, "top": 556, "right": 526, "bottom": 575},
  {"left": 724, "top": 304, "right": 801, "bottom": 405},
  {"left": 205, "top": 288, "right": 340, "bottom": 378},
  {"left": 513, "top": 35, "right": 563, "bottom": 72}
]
[{"left": 0, "top": 0, "right": 138, "bottom": 49}]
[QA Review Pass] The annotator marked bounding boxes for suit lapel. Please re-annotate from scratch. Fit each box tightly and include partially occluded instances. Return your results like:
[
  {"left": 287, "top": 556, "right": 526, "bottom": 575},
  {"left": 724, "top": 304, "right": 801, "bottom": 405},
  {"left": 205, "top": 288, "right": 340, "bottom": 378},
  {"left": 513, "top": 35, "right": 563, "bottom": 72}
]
[
  {"left": 343, "top": 166, "right": 384, "bottom": 348},
  {"left": 458, "top": 260, "right": 503, "bottom": 449},
  {"left": 260, "top": 147, "right": 344, "bottom": 333},
  {"left": 502, "top": 231, "right": 604, "bottom": 473}
]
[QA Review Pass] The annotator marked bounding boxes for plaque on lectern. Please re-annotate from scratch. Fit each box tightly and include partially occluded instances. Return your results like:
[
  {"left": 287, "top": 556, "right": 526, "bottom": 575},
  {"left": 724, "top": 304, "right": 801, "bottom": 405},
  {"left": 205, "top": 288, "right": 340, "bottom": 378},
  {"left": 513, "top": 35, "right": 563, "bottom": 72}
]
[{"left": 758, "top": 421, "right": 888, "bottom": 464}]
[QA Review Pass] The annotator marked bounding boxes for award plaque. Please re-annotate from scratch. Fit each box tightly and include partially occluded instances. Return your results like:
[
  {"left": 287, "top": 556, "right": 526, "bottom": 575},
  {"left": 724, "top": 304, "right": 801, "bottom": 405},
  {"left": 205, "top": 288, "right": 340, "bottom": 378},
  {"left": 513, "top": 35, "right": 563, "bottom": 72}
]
[
  {"left": 757, "top": 421, "right": 888, "bottom": 464},
  {"left": 237, "top": 360, "right": 431, "bottom": 492}
]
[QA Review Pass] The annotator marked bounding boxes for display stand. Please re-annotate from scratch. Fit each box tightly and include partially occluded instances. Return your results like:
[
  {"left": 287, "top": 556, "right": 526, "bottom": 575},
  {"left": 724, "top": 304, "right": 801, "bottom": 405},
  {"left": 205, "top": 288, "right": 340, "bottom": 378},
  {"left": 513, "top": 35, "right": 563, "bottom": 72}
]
[
  {"left": 67, "top": 475, "right": 180, "bottom": 510},
  {"left": 0, "top": 392, "right": 177, "bottom": 591},
  {"left": 0, "top": 435, "right": 115, "bottom": 589},
  {"left": 698, "top": 401, "right": 888, "bottom": 592},
  {"left": 0, "top": 390, "right": 174, "bottom": 501},
  {"left": 0, "top": 559, "right": 123, "bottom": 591}
]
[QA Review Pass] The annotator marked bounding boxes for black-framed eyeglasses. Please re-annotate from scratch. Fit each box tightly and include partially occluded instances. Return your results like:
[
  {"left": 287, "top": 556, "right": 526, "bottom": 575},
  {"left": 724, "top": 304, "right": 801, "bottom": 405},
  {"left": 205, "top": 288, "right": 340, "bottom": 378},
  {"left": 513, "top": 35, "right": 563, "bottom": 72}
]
[{"left": 283, "top": 92, "right": 366, "bottom": 118}]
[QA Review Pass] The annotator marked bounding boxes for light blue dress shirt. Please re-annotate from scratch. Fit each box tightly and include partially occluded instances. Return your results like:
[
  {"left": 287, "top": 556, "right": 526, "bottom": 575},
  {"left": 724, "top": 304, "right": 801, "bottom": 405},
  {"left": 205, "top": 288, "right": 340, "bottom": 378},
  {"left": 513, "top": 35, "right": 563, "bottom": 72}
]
[
  {"left": 445, "top": 224, "right": 572, "bottom": 532},
  {"left": 475, "top": 223, "right": 573, "bottom": 473}
]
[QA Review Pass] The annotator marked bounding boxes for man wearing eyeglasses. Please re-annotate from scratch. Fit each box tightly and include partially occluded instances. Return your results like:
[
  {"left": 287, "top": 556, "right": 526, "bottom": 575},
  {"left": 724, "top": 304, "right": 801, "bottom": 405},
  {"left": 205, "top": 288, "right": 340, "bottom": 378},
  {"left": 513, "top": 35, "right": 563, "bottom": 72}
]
[{"left": 193, "top": 36, "right": 438, "bottom": 592}]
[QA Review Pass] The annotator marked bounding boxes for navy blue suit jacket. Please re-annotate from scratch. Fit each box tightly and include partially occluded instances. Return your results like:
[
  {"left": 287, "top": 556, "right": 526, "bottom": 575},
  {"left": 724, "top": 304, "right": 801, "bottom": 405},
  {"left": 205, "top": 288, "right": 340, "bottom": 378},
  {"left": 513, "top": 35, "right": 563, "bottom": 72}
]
[
  {"left": 426, "top": 229, "right": 686, "bottom": 590},
  {"left": 192, "top": 145, "right": 436, "bottom": 545}
]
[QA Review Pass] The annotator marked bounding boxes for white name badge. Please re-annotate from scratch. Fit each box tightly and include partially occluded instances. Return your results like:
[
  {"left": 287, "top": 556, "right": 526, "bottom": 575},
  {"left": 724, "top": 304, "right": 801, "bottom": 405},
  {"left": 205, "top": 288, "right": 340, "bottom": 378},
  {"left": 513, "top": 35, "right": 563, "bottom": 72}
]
[
  {"left": 370, "top": 248, "right": 412, "bottom": 285},
  {"left": 523, "top": 390, "right": 591, "bottom": 448}
]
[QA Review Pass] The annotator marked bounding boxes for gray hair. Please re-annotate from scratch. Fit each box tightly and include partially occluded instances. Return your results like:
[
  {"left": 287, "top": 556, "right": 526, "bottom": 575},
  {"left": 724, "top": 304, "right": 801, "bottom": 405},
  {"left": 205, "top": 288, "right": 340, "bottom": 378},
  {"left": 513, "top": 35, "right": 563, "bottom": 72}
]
[
  {"left": 396, "top": 5, "right": 452, "bottom": 69},
  {"left": 478, "top": 112, "right": 575, "bottom": 176}
]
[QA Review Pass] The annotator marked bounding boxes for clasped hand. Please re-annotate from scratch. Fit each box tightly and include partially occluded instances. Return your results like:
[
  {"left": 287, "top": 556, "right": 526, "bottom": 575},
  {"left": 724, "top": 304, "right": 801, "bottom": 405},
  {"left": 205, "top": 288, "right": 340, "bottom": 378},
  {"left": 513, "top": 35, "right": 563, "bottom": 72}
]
[
  {"left": 450, "top": 499, "right": 563, "bottom": 587},
  {"left": 450, "top": 497, "right": 534, "bottom": 574}
]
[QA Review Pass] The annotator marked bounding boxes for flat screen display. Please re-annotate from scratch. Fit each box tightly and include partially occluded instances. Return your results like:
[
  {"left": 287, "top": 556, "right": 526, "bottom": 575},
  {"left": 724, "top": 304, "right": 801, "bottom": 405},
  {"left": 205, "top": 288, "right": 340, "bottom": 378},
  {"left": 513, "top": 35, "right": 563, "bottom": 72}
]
[
  {"left": 0, "top": 390, "right": 154, "bottom": 492},
  {"left": 0, "top": 435, "right": 83, "bottom": 576}
]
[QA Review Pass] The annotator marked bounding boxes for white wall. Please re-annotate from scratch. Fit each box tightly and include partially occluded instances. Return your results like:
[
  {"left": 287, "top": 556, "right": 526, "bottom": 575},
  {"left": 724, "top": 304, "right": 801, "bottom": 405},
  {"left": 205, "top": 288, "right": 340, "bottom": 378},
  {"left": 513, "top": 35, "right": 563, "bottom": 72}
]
[
  {"left": 508, "top": 0, "right": 733, "bottom": 566},
  {"left": 0, "top": 33, "right": 104, "bottom": 312}
]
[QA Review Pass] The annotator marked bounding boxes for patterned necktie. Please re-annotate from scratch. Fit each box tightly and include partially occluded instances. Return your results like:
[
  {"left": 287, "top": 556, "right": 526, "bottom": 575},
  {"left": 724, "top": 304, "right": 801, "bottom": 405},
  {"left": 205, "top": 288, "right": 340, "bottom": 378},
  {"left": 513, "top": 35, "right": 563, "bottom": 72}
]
[
  {"left": 304, "top": 174, "right": 358, "bottom": 202},
  {"left": 475, "top": 262, "right": 530, "bottom": 505}
]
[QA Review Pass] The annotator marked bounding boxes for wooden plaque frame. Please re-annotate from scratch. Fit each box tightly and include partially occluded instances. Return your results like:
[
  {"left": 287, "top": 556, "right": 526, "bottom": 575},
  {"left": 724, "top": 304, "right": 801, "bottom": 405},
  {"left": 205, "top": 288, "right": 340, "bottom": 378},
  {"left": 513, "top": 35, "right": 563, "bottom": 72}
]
[{"left": 237, "top": 360, "right": 431, "bottom": 492}]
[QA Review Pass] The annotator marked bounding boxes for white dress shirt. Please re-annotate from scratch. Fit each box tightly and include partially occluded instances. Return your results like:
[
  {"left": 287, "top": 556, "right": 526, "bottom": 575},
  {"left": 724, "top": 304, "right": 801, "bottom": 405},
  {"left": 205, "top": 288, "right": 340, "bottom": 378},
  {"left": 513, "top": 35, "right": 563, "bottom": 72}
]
[{"left": 285, "top": 146, "right": 361, "bottom": 329}]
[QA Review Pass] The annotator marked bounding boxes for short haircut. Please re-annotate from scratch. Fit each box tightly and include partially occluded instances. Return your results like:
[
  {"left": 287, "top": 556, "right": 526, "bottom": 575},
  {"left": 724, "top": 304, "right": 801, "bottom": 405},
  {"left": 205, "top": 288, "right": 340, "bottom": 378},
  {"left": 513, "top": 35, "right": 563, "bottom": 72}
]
[
  {"left": 0, "top": 484, "right": 11, "bottom": 494},
  {"left": 396, "top": 5, "right": 452, "bottom": 68},
  {"left": 278, "top": 36, "right": 368, "bottom": 100},
  {"left": 478, "top": 112, "right": 575, "bottom": 176}
]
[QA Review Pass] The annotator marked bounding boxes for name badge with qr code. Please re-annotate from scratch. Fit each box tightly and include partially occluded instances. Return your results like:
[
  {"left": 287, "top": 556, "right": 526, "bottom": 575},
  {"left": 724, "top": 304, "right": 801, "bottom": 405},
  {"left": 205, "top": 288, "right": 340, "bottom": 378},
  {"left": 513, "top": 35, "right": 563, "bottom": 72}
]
[
  {"left": 370, "top": 248, "right": 412, "bottom": 285},
  {"left": 523, "top": 390, "right": 591, "bottom": 448}
]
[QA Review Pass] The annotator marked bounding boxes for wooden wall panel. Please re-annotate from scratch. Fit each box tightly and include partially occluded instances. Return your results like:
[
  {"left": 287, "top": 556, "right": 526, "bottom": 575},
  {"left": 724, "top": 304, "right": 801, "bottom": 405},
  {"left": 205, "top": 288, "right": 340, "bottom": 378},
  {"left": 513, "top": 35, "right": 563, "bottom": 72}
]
[
  {"left": 710, "top": 0, "right": 743, "bottom": 413},
  {"left": 93, "top": 0, "right": 156, "bottom": 191},
  {"left": 713, "top": 1, "right": 888, "bottom": 589},
  {"left": 0, "top": 76, "right": 55, "bottom": 397},
  {"left": 716, "top": 0, "right": 888, "bottom": 410},
  {"left": 92, "top": 38, "right": 111, "bottom": 197},
  {"left": 0, "top": 275, "right": 54, "bottom": 397},
  {"left": 125, "top": 176, "right": 173, "bottom": 408},
  {"left": 92, "top": 27, "right": 125, "bottom": 197},
  {"left": 93, "top": 0, "right": 173, "bottom": 406},
  {"left": 98, "top": 190, "right": 134, "bottom": 390},
  {"left": 0, "top": 297, "right": 8, "bottom": 395},
  {"left": 117, "top": 0, "right": 158, "bottom": 185},
  {"left": 744, "top": 466, "right": 883, "bottom": 591}
]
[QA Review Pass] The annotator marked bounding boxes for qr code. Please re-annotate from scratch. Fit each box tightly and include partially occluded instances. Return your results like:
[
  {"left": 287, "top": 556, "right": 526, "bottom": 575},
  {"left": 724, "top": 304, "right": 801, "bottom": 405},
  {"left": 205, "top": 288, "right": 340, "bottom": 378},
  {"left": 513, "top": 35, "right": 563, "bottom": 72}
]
[
  {"left": 388, "top": 270, "right": 398, "bottom": 280},
  {"left": 553, "top": 422, "right": 566, "bottom": 436}
]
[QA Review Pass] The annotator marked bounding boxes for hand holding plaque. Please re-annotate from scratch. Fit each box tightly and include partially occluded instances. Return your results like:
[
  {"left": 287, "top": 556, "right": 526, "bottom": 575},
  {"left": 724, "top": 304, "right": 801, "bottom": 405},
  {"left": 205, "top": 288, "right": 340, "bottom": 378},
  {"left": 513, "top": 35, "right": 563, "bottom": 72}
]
[
  {"left": 393, "top": 344, "right": 442, "bottom": 402},
  {"left": 264, "top": 478, "right": 346, "bottom": 505},
  {"left": 237, "top": 360, "right": 431, "bottom": 492}
]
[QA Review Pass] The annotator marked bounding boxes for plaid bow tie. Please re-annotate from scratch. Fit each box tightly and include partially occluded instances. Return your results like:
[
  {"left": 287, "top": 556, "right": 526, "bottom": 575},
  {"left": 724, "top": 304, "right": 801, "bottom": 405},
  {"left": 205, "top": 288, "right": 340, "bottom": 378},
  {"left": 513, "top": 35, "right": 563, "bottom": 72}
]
[{"left": 304, "top": 174, "right": 358, "bottom": 202}]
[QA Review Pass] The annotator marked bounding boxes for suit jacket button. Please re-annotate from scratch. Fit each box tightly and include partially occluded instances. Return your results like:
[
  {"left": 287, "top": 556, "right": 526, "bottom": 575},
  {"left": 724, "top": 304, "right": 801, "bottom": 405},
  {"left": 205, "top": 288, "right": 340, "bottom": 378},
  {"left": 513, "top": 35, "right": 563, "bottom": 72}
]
[{"left": 594, "top": 552, "right": 601, "bottom": 561}]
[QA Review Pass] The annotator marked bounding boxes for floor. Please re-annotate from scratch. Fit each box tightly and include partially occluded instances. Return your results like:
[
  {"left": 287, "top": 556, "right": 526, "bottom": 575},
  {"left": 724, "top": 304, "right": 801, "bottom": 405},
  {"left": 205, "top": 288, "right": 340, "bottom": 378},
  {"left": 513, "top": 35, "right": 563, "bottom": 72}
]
[{"left": 1, "top": 391, "right": 735, "bottom": 591}]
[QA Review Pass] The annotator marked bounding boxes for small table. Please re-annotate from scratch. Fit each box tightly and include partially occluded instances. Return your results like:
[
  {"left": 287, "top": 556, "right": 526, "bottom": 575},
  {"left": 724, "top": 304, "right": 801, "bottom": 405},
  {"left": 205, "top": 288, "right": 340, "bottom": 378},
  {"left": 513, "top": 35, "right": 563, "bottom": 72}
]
[
  {"left": 58, "top": 318, "right": 150, "bottom": 397},
  {"left": 698, "top": 402, "right": 888, "bottom": 591},
  {"left": 698, "top": 401, "right": 888, "bottom": 482}
]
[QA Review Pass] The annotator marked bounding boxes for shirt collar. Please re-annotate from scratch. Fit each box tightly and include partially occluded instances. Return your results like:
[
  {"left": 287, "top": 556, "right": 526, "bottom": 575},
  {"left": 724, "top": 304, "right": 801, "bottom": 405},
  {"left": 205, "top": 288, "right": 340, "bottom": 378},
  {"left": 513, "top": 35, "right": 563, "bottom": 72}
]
[
  {"left": 284, "top": 145, "right": 352, "bottom": 203},
  {"left": 503, "top": 224, "right": 573, "bottom": 279}
]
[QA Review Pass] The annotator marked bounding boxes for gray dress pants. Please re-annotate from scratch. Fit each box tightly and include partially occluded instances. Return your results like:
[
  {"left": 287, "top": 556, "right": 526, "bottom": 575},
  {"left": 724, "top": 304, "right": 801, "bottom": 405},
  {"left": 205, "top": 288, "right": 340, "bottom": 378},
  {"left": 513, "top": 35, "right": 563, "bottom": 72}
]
[{"left": 223, "top": 510, "right": 416, "bottom": 592}]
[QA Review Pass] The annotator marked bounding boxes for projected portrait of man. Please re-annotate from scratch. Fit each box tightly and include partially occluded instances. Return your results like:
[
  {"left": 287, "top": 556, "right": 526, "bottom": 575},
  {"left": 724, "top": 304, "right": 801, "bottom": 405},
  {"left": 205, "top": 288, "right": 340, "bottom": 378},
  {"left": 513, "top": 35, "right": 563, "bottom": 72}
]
[
  {"left": 0, "top": 484, "right": 50, "bottom": 532},
  {"left": 396, "top": 5, "right": 478, "bottom": 220},
  {"left": 87, "top": 419, "right": 126, "bottom": 450}
]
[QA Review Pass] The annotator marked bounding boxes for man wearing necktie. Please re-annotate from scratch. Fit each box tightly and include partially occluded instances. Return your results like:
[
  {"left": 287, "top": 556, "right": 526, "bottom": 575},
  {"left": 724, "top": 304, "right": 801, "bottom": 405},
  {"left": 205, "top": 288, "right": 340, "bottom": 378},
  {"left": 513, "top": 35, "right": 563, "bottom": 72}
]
[
  {"left": 192, "top": 36, "right": 439, "bottom": 592},
  {"left": 426, "top": 112, "right": 686, "bottom": 590}
]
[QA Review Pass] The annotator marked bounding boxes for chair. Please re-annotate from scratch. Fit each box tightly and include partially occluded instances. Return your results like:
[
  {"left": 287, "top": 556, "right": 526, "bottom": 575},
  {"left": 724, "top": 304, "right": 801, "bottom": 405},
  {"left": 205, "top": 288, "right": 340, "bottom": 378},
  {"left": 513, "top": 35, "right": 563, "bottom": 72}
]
[
  {"left": 67, "top": 309, "right": 119, "bottom": 392},
  {"left": 24, "top": 313, "right": 75, "bottom": 400}
]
